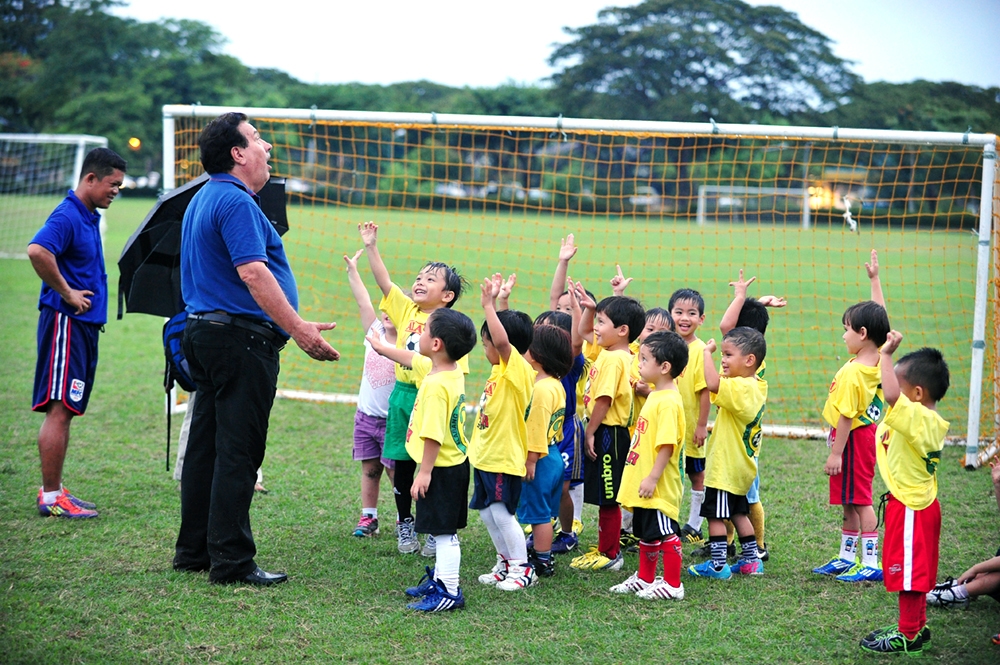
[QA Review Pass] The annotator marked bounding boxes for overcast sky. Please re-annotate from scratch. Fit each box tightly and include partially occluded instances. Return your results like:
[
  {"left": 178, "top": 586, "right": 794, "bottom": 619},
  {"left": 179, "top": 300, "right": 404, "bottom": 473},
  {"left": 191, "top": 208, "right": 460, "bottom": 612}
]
[{"left": 113, "top": 0, "right": 1000, "bottom": 90}]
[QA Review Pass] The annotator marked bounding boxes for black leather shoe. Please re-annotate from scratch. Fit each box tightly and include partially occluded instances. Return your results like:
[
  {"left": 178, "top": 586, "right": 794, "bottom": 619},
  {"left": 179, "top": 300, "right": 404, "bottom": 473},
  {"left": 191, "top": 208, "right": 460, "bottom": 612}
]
[
  {"left": 173, "top": 561, "right": 211, "bottom": 573},
  {"left": 238, "top": 567, "right": 288, "bottom": 586}
]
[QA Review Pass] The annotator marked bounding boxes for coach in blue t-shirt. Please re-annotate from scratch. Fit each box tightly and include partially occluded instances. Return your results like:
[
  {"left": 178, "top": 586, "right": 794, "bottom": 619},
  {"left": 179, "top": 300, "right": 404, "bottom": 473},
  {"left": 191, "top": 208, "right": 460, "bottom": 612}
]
[
  {"left": 173, "top": 112, "right": 340, "bottom": 587},
  {"left": 28, "top": 148, "right": 126, "bottom": 520}
]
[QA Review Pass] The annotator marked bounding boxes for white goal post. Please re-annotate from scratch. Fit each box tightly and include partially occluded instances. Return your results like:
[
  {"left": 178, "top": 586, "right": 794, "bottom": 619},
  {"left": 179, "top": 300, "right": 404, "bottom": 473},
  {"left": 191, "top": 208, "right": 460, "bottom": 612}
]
[{"left": 696, "top": 185, "right": 811, "bottom": 228}]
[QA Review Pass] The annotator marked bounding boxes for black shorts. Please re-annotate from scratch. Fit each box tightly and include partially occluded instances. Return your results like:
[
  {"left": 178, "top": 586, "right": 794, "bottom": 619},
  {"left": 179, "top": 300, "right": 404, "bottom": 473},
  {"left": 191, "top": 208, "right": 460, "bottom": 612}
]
[
  {"left": 632, "top": 507, "right": 679, "bottom": 543},
  {"left": 469, "top": 469, "right": 521, "bottom": 515},
  {"left": 583, "top": 424, "right": 630, "bottom": 506},
  {"left": 415, "top": 460, "right": 470, "bottom": 536},
  {"left": 685, "top": 456, "right": 706, "bottom": 475},
  {"left": 700, "top": 487, "right": 750, "bottom": 520}
]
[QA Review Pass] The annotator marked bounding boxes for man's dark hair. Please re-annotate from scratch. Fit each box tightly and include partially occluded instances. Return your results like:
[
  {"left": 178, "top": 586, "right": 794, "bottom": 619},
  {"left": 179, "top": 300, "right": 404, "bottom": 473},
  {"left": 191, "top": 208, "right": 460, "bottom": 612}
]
[
  {"left": 534, "top": 310, "right": 572, "bottom": 335},
  {"left": 80, "top": 148, "right": 126, "bottom": 180},
  {"left": 481, "top": 309, "right": 534, "bottom": 355},
  {"left": 642, "top": 331, "right": 689, "bottom": 378},
  {"left": 724, "top": 326, "right": 767, "bottom": 369},
  {"left": 668, "top": 288, "right": 705, "bottom": 315},
  {"left": 422, "top": 261, "right": 467, "bottom": 308},
  {"left": 595, "top": 296, "right": 646, "bottom": 343},
  {"left": 529, "top": 325, "right": 573, "bottom": 379},
  {"left": 842, "top": 300, "right": 890, "bottom": 347},
  {"left": 428, "top": 308, "right": 477, "bottom": 361},
  {"left": 645, "top": 307, "right": 674, "bottom": 332},
  {"left": 737, "top": 298, "right": 769, "bottom": 335},
  {"left": 897, "top": 347, "right": 950, "bottom": 402},
  {"left": 199, "top": 112, "right": 249, "bottom": 174}
]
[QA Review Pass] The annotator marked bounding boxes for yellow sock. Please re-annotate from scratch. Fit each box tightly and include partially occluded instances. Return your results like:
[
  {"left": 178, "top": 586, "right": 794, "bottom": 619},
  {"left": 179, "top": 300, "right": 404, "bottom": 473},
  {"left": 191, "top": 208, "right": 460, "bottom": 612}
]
[
  {"left": 749, "top": 501, "right": 766, "bottom": 547},
  {"left": 724, "top": 519, "right": 735, "bottom": 545}
]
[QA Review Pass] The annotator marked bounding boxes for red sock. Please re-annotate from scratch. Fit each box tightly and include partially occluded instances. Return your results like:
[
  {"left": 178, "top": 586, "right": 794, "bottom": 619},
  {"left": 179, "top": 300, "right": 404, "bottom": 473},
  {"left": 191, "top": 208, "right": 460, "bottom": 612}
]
[
  {"left": 898, "top": 591, "right": 926, "bottom": 639},
  {"left": 638, "top": 541, "right": 660, "bottom": 583},
  {"left": 661, "top": 535, "right": 682, "bottom": 588},
  {"left": 598, "top": 505, "right": 622, "bottom": 558}
]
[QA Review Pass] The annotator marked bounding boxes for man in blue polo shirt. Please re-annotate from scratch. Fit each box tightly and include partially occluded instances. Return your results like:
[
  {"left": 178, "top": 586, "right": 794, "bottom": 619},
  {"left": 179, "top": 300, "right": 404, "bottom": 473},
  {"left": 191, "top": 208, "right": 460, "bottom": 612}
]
[
  {"left": 28, "top": 147, "right": 126, "bottom": 519},
  {"left": 173, "top": 112, "right": 340, "bottom": 586}
]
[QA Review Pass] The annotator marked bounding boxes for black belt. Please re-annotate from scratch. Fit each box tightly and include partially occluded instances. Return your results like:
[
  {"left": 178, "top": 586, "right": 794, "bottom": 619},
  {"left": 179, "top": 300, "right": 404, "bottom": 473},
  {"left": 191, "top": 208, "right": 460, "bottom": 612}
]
[{"left": 188, "top": 312, "right": 285, "bottom": 346}]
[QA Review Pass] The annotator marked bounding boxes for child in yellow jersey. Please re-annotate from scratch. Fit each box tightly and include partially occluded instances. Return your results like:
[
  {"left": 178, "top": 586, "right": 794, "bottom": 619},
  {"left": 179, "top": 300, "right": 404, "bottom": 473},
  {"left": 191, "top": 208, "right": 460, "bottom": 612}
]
[
  {"left": 368, "top": 307, "right": 476, "bottom": 612},
  {"left": 669, "top": 288, "right": 711, "bottom": 548},
  {"left": 470, "top": 274, "right": 537, "bottom": 591},
  {"left": 360, "top": 221, "right": 468, "bottom": 557},
  {"left": 814, "top": 250, "right": 890, "bottom": 582},
  {"left": 571, "top": 292, "right": 645, "bottom": 571},
  {"left": 519, "top": 324, "right": 573, "bottom": 578},
  {"left": 610, "top": 331, "right": 688, "bottom": 600},
  {"left": 688, "top": 327, "right": 768, "bottom": 580},
  {"left": 858, "top": 331, "right": 950, "bottom": 655}
]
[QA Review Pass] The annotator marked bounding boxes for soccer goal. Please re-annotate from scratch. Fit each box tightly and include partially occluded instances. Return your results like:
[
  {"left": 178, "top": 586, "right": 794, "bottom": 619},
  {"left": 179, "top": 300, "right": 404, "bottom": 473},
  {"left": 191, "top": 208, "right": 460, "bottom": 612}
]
[
  {"left": 0, "top": 133, "right": 109, "bottom": 259},
  {"left": 161, "top": 105, "right": 998, "bottom": 467}
]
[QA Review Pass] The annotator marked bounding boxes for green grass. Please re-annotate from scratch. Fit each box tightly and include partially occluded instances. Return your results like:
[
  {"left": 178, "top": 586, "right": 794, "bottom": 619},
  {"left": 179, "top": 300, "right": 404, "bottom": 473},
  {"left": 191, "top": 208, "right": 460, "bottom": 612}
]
[{"left": 1, "top": 197, "right": 999, "bottom": 663}]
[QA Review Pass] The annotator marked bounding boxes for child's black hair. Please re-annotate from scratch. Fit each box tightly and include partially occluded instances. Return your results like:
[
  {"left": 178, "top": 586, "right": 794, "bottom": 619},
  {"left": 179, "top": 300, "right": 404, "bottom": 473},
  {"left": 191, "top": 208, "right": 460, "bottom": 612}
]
[
  {"left": 896, "top": 347, "right": 950, "bottom": 402},
  {"left": 421, "top": 261, "right": 467, "bottom": 308},
  {"left": 529, "top": 325, "right": 573, "bottom": 379},
  {"left": 842, "top": 300, "right": 889, "bottom": 347},
  {"left": 645, "top": 307, "right": 675, "bottom": 332},
  {"left": 428, "top": 308, "right": 477, "bottom": 360},
  {"left": 481, "top": 309, "right": 534, "bottom": 355},
  {"left": 668, "top": 288, "right": 705, "bottom": 316},
  {"left": 534, "top": 310, "right": 572, "bottom": 335},
  {"left": 641, "top": 331, "right": 689, "bottom": 378},
  {"left": 595, "top": 296, "right": 646, "bottom": 343},
  {"left": 737, "top": 298, "right": 769, "bottom": 335},
  {"left": 723, "top": 326, "right": 766, "bottom": 369}
]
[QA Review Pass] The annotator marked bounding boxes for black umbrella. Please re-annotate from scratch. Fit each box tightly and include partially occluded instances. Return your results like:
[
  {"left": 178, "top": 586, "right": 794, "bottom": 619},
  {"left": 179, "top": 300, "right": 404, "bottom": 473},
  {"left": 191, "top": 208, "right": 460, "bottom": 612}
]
[{"left": 117, "top": 175, "right": 289, "bottom": 319}]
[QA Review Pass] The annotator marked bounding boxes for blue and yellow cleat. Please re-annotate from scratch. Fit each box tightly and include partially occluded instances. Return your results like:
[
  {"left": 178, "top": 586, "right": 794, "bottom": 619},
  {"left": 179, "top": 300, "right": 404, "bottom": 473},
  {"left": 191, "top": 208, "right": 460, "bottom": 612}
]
[
  {"left": 836, "top": 563, "right": 883, "bottom": 583},
  {"left": 687, "top": 560, "right": 732, "bottom": 580},
  {"left": 812, "top": 556, "right": 855, "bottom": 576}
]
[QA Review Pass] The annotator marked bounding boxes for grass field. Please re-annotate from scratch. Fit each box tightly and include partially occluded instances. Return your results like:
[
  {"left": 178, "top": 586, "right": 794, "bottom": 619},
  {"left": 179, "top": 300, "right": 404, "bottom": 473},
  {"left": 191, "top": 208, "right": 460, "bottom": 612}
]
[{"left": 1, "top": 196, "right": 998, "bottom": 664}]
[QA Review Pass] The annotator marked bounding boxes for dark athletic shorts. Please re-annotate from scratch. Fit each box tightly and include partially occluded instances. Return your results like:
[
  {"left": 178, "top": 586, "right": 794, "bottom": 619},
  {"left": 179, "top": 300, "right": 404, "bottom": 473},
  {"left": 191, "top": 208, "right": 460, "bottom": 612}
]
[
  {"left": 583, "top": 423, "right": 630, "bottom": 507},
  {"left": 685, "top": 456, "right": 706, "bottom": 475},
  {"left": 700, "top": 487, "right": 750, "bottom": 520},
  {"left": 470, "top": 468, "right": 522, "bottom": 515},
  {"left": 415, "top": 460, "right": 469, "bottom": 536},
  {"left": 632, "top": 506, "right": 679, "bottom": 542},
  {"left": 33, "top": 307, "right": 100, "bottom": 415}
]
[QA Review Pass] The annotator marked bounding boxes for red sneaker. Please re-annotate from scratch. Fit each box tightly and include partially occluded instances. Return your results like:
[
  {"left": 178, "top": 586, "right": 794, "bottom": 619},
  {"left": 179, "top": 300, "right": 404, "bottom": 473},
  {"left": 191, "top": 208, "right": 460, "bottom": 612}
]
[{"left": 38, "top": 491, "right": 98, "bottom": 518}]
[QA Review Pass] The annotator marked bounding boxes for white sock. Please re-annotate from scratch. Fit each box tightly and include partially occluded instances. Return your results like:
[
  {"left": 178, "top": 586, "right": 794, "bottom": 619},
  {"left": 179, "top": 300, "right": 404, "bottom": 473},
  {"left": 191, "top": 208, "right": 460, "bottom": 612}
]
[
  {"left": 488, "top": 502, "right": 527, "bottom": 564},
  {"left": 362, "top": 508, "right": 377, "bottom": 519},
  {"left": 688, "top": 490, "right": 705, "bottom": 530},
  {"left": 860, "top": 532, "right": 879, "bottom": 568},
  {"left": 42, "top": 489, "right": 60, "bottom": 504},
  {"left": 479, "top": 506, "right": 510, "bottom": 559},
  {"left": 620, "top": 508, "right": 633, "bottom": 533},
  {"left": 840, "top": 530, "right": 859, "bottom": 561},
  {"left": 570, "top": 484, "right": 584, "bottom": 522},
  {"left": 433, "top": 534, "right": 461, "bottom": 595}
]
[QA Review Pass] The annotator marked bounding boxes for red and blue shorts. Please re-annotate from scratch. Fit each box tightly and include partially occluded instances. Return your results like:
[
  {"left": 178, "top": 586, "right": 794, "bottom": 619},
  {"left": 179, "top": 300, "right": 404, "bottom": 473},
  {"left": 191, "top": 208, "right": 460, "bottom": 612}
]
[{"left": 32, "top": 307, "right": 100, "bottom": 415}]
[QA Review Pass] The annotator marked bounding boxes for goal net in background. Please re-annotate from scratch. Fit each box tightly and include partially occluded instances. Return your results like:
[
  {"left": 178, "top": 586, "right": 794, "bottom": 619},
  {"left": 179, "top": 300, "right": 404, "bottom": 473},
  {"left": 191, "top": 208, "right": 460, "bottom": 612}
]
[
  {"left": 162, "top": 106, "right": 998, "bottom": 466},
  {"left": 0, "top": 133, "right": 108, "bottom": 258}
]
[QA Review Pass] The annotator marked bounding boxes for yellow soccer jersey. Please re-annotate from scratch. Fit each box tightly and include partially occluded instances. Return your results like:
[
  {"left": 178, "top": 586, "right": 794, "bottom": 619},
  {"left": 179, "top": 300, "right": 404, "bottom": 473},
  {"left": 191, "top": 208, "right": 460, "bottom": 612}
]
[
  {"left": 379, "top": 283, "right": 469, "bottom": 384},
  {"left": 628, "top": 341, "right": 646, "bottom": 437},
  {"left": 526, "top": 376, "right": 566, "bottom": 458},
  {"left": 404, "top": 367, "right": 468, "bottom": 467},
  {"left": 584, "top": 347, "right": 632, "bottom": 427},
  {"left": 875, "top": 394, "right": 949, "bottom": 510},
  {"left": 705, "top": 375, "right": 768, "bottom": 496},
  {"left": 576, "top": 337, "right": 603, "bottom": 420},
  {"left": 617, "top": 389, "right": 685, "bottom": 520},
  {"left": 469, "top": 352, "right": 534, "bottom": 475},
  {"left": 822, "top": 358, "right": 885, "bottom": 430},
  {"left": 677, "top": 337, "right": 708, "bottom": 459},
  {"left": 409, "top": 353, "right": 432, "bottom": 388}
]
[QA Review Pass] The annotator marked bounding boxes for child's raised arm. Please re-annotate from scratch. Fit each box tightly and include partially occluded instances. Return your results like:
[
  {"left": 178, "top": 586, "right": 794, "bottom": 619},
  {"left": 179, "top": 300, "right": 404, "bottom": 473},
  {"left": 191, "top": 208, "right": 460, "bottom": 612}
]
[
  {"left": 610, "top": 264, "right": 633, "bottom": 297},
  {"left": 720, "top": 269, "right": 756, "bottom": 334},
  {"left": 496, "top": 273, "right": 516, "bottom": 312},
  {"left": 879, "top": 330, "right": 903, "bottom": 407},
  {"left": 359, "top": 221, "right": 392, "bottom": 297},
  {"left": 365, "top": 330, "right": 415, "bottom": 369},
  {"left": 702, "top": 339, "right": 720, "bottom": 393},
  {"left": 574, "top": 280, "right": 597, "bottom": 340},
  {"left": 344, "top": 249, "right": 377, "bottom": 331},
  {"left": 567, "top": 277, "right": 584, "bottom": 356},
  {"left": 482, "top": 274, "right": 512, "bottom": 364},
  {"left": 867, "top": 249, "right": 885, "bottom": 309},
  {"left": 549, "top": 234, "right": 578, "bottom": 310}
]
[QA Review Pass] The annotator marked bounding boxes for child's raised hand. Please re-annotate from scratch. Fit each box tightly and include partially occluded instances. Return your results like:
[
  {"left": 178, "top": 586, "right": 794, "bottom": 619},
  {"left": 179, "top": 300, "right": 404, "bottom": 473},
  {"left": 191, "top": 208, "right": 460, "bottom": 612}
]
[
  {"left": 610, "top": 264, "right": 633, "bottom": 296},
  {"left": 881, "top": 330, "right": 903, "bottom": 356},
  {"left": 729, "top": 269, "right": 756, "bottom": 298},
  {"left": 704, "top": 339, "right": 717, "bottom": 354},
  {"left": 573, "top": 281, "right": 596, "bottom": 310},
  {"left": 498, "top": 273, "right": 517, "bottom": 301},
  {"left": 364, "top": 330, "right": 385, "bottom": 354},
  {"left": 481, "top": 274, "right": 502, "bottom": 308},
  {"left": 558, "top": 234, "right": 578, "bottom": 262},
  {"left": 865, "top": 249, "right": 879, "bottom": 280},
  {"left": 343, "top": 248, "right": 363, "bottom": 272},
  {"left": 359, "top": 221, "right": 378, "bottom": 247},
  {"left": 758, "top": 295, "right": 787, "bottom": 308}
]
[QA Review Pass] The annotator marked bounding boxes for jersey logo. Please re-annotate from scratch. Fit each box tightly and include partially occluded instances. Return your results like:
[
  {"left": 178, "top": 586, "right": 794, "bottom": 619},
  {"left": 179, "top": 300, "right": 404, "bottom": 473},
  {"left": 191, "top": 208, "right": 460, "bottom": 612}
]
[
  {"left": 635, "top": 416, "right": 648, "bottom": 435},
  {"left": 450, "top": 394, "right": 468, "bottom": 454},
  {"left": 859, "top": 389, "right": 885, "bottom": 426},
  {"left": 483, "top": 381, "right": 495, "bottom": 397},
  {"left": 69, "top": 379, "right": 85, "bottom": 402},
  {"left": 547, "top": 408, "right": 565, "bottom": 445},
  {"left": 741, "top": 403, "right": 766, "bottom": 458},
  {"left": 404, "top": 331, "right": 420, "bottom": 353},
  {"left": 828, "top": 379, "right": 837, "bottom": 394},
  {"left": 923, "top": 450, "right": 941, "bottom": 476},
  {"left": 404, "top": 321, "right": 424, "bottom": 335},
  {"left": 625, "top": 430, "right": 641, "bottom": 466}
]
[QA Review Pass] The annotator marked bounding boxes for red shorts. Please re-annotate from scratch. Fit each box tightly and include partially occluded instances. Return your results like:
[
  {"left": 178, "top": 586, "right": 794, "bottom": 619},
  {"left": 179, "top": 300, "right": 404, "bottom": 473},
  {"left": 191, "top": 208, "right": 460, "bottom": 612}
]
[
  {"left": 828, "top": 424, "right": 876, "bottom": 506},
  {"left": 882, "top": 494, "right": 940, "bottom": 593}
]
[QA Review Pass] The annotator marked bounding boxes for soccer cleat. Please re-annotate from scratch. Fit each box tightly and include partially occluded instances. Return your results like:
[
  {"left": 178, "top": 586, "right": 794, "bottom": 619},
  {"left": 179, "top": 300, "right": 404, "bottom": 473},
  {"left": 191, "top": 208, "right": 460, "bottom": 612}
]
[
  {"left": 572, "top": 519, "right": 585, "bottom": 536},
  {"left": 396, "top": 518, "right": 420, "bottom": 554},
  {"left": 836, "top": 563, "right": 883, "bottom": 583},
  {"left": 926, "top": 577, "right": 970, "bottom": 609},
  {"left": 757, "top": 543, "right": 769, "bottom": 561},
  {"left": 406, "top": 580, "right": 465, "bottom": 612},
  {"left": 636, "top": 577, "right": 685, "bottom": 601},
  {"left": 353, "top": 515, "right": 379, "bottom": 537},
  {"left": 812, "top": 556, "right": 855, "bottom": 576},
  {"left": 478, "top": 556, "right": 509, "bottom": 585},
  {"left": 679, "top": 524, "right": 705, "bottom": 546},
  {"left": 619, "top": 530, "right": 640, "bottom": 552},
  {"left": 991, "top": 633, "right": 999, "bottom": 646},
  {"left": 528, "top": 552, "right": 556, "bottom": 578},
  {"left": 421, "top": 534, "right": 437, "bottom": 557},
  {"left": 863, "top": 625, "right": 930, "bottom": 645},
  {"left": 61, "top": 487, "right": 97, "bottom": 510},
  {"left": 550, "top": 531, "right": 578, "bottom": 554},
  {"left": 859, "top": 625, "right": 925, "bottom": 656},
  {"left": 37, "top": 491, "right": 98, "bottom": 519},
  {"left": 730, "top": 557, "right": 765, "bottom": 575},
  {"left": 405, "top": 566, "right": 437, "bottom": 597},
  {"left": 497, "top": 564, "right": 538, "bottom": 591},
  {"left": 609, "top": 571, "right": 652, "bottom": 594},
  {"left": 525, "top": 533, "right": 533, "bottom": 550},
  {"left": 688, "top": 560, "right": 732, "bottom": 580},
  {"left": 570, "top": 547, "right": 624, "bottom": 571}
]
